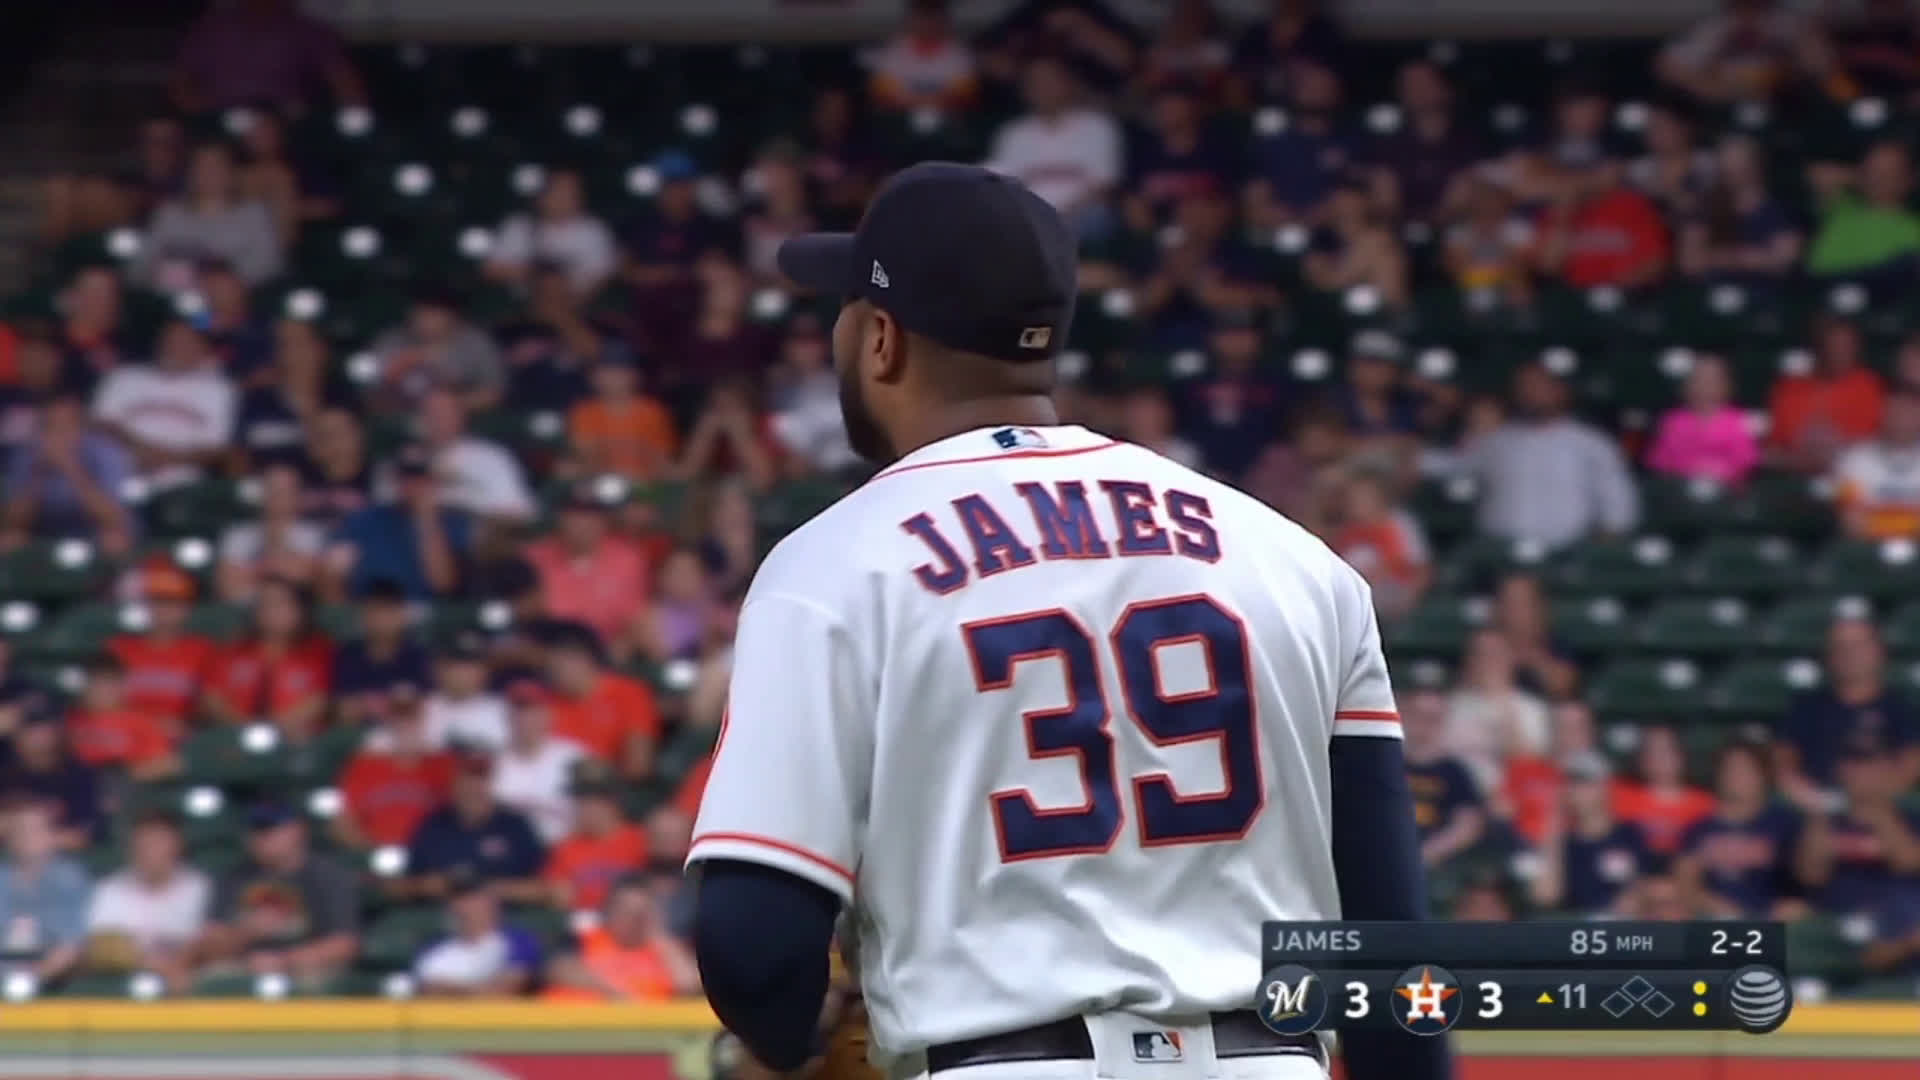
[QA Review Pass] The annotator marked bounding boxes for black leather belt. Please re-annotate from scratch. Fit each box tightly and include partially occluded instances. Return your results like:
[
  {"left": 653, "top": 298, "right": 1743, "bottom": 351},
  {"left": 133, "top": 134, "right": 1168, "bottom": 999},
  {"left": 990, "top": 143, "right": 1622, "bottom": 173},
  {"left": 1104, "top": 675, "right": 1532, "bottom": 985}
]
[{"left": 926, "top": 1012, "right": 1321, "bottom": 1073}]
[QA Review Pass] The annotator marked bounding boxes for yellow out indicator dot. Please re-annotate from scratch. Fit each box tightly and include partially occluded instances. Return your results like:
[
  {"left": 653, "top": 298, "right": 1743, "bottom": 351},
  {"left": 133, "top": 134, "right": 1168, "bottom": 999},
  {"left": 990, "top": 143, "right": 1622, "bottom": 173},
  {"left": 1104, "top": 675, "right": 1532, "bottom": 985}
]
[
  {"left": 1693, "top": 1003, "right": 1708, "bottom": 1017},
  {"left": 1693, "top": 981, "right": 1708, "bottom": 995}
]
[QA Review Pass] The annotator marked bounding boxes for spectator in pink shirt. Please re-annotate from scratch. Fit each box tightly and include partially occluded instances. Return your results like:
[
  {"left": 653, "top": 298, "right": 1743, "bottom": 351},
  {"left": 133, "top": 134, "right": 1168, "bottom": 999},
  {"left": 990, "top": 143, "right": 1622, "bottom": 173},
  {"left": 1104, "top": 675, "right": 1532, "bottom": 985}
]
[
  {"left": 1646, "top": 352, "right": 1760, "bottom": 486},
  {"left": 524, "top": 484, "right": 650, "bottom": 658}
]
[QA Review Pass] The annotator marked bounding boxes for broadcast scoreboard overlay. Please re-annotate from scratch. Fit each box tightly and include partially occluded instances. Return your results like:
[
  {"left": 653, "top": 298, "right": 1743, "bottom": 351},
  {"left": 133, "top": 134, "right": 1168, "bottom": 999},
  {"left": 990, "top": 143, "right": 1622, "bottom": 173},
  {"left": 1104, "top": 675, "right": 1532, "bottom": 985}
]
[{"left": 1257, "top": 922, "right": 1791, "bottom": 1037}]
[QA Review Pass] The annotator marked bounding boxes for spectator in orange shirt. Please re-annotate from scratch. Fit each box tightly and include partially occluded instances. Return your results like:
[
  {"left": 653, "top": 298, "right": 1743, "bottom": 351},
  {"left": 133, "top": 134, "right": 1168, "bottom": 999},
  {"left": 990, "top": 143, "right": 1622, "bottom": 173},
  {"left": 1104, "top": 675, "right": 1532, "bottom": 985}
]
[
  {"left": 544, "top": 876, "right": 699, "bottom": 1001},
  {"left": 1327, "top": 467, "right": 1430, "bottom": 622},
  {"left": 1769, "top": 316, "right": 1886, "bottom": 472},
  {"left": 567, "top": 353, "right": 676, "bottom": 483},
  {"left": 525, "top": 484, "right": 651, "bottom": 657},
  {"left": 65, "top": 653, "right": 179, "bottom": 781},
  {"left": 203, "top": 577, "right": 332, "bottom": 736},
  {"left": 107, "top": 563, "right": 217, "bottom": 734},
  {"left": 1502, "top": 701, "right": 1601, "bottom": 849},
  {"left": 543, "top": 767, "right": 647, "bottom": 913},
  {"left": 1612, "top": 724, "right": 1715, "bottom": 857},
  {"left": 544, "top": 622, "right": 661, "bottom": 780},
  {"left": 335, "top": 686, "right": 455, "bottom": 852}
]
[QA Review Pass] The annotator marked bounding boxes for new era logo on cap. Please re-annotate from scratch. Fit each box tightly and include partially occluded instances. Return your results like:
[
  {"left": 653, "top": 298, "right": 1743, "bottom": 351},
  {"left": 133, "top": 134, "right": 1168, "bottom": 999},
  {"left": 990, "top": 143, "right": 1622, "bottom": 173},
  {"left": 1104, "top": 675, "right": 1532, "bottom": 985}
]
[
  {"left": 870, "top": 260, "right": 890, "bottom": 289},
  {"left": 1018, "top": 326, "right": 1051, "bottom": 349}
]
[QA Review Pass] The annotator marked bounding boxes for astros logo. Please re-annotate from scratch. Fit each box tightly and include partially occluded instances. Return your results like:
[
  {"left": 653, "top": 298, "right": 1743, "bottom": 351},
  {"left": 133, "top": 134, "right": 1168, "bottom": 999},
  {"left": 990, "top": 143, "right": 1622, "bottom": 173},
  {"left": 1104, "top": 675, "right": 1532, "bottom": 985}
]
[{"left": 1392, "top": 965, "right": 1461, "bottom": 1036}]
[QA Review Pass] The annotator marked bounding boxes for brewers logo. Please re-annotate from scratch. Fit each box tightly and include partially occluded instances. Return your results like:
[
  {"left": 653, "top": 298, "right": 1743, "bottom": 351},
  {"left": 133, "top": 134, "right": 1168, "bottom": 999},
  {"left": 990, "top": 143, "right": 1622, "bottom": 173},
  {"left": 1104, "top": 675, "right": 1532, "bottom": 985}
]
[
  {"left": 1256, "top": 964, "right": 1328, "bottom": 1036},
  {"left": 1392, "top": 964, "right": 1461, "bottom": 1036}
]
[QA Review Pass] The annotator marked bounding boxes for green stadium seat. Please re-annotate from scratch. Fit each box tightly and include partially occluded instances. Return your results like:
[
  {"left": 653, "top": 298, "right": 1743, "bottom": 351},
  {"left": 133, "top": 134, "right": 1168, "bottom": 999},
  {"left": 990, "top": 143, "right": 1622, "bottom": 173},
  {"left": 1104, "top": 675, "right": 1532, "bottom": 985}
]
[
  {"left": 179, "top": 726, "right": 300, "bottom": 789},
  {"left": 314, "top": 603, "right": 361, "bottom": 641},
  {"left": 1546, "top": 536, "right": 1683, "bottom": 599},
  {"left": 1681, "top": 534, "right": 1801, "bottom": 596},
  {"left": 1638, "top": 472, "right": 1763, "bottom": 539},
  {"left": 309, "top": 724, "right": 365, "bottom": 777},
  {"left": 1888, "top": 656, "right": 1920, "bottom": 697},
  {"left": 1636, "top": 597, "right": 1756, "bottom": 656},
  {"left": 1744, "top": 470, "right": 1837, "bottom": 541},
  {"left": 185, "top": 603, "right": 251, "bottom": 641},
  {"left": 1882, "top": 602, "right": 1920, "bottom": 653},
  {"left": 1785, "top": 914, "right": 1864, "bottom": 984},
  {"left": 179, "top": 801, "right": 247, "bottom": 859},
  {"left": 1547, "top": 594, "right": 1632, "bottom": 655},
  {"left": 1587, "top": 343, "right": 1679, "bottom": 415},
  {"left": 1810, "top": 539, "right": 1920, "bottom": 598},
  {"left": 1585, "top": 657, "right": 1713, "bottom": 719},
  {"left": 632, "top": 480, "right": 693, "bottom": 524},
  {"left": 1707, "top": 657, "right": 1822, "bottom": 722},
  {"left": 420, "top": 600, "right": 498, "bottom": 642},
  {"left": 655, "top": 723, "right": 717, "bottom": 785},
  {"left": 1758, "top": 595, "right": 1868, "bottom": 654},
  {"left": 0, "top": 540, "right": 116, "bottom": 604},
  {"left": 361, "top": 905, "right": 446, "bottom": 971},
  {"left": 1407, "top": 477, "right": 1479, "bottom": 546},
  {"left": 1385, "top": 592, "right": 1488, "bottom": 658},
  {"left": 191, "top": 971, "right": 275, "bottom": 999},
  {"left": 1435, "top": 534, "right": 1554, "bottom": 592},
  {"left": 505, "top": 904, "right": 575, "bottom": 955},
  {"left": 23, "top": 602, "right": 131, "bottom": 665},
  {"left": 755, "top": 478, "right": 848, "bottom": 538},
  {"left": 469, "top": 407, "right": 569, "bottom": 464}
]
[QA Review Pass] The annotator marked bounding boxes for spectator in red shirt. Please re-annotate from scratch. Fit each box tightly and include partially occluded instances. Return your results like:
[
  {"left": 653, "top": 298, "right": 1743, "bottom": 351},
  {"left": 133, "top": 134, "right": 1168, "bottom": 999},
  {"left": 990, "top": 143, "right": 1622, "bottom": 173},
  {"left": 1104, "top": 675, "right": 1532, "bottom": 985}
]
[
  {"left": 1613, "top": 724, "right": 1716, "bottom": 857},
  {"left": 108, "top": 563, "right": 218, "bottom": 735},
  {"left": 1768, "top": 315, "right": 1887, "bottom": 473},
  {"left": 335, "top": 686, "right": 454, "bottom": 852},
  {"left": 543, "top": 622, "right": 661, "bottom": 780},
  {"left": 525, "top": 483, "right": 650, "bottom": 658},
  {"left": 66, "top": 653, "right": 179, "bottom": 781},
  {"left": 542, "top": 767, "right": 648, "bottom": 913},
  {"left": 1534, "top": 166, "right": 1671, "bottom": 290},
  {"left": 203, "top": 577, "right": 332, "bottom": 736}
]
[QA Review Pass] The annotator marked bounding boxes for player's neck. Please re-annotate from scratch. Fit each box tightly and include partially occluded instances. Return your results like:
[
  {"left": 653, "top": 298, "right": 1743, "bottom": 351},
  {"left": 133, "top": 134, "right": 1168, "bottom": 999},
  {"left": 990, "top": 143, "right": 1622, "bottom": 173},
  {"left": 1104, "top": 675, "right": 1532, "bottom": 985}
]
[{"left": 894, "top": 396, "right": 1060, "bottom": 457}]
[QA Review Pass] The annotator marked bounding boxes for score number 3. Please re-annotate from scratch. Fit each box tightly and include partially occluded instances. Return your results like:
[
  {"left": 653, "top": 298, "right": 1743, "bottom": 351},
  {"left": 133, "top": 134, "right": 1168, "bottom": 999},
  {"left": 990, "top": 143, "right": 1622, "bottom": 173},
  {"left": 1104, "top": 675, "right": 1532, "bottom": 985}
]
[{"left": 1342, "top": 980, "right": 1505, "bottom": 1020}]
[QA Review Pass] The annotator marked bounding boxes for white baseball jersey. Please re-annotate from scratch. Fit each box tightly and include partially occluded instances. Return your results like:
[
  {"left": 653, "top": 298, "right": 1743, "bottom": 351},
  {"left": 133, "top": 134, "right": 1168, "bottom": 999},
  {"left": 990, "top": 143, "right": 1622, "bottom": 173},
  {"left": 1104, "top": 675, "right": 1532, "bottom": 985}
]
[{"left": 687, "top": 424, "right": 1400, "bottom": 1058}]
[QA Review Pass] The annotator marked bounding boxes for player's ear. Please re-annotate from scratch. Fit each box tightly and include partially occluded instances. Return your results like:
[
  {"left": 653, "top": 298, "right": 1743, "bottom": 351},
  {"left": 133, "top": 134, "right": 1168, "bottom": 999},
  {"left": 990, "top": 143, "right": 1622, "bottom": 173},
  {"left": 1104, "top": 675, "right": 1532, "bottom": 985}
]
[{"left": 868, "top": 307, "right": 909, "bottom": 384}]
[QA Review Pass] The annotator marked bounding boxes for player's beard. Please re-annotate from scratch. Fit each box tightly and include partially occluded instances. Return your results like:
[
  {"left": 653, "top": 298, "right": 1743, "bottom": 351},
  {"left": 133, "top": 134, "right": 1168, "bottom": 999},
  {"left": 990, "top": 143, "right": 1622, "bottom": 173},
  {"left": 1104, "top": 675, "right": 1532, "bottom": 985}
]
[{"left": 838, "top": 349, "right": 894, "bottom": 465}]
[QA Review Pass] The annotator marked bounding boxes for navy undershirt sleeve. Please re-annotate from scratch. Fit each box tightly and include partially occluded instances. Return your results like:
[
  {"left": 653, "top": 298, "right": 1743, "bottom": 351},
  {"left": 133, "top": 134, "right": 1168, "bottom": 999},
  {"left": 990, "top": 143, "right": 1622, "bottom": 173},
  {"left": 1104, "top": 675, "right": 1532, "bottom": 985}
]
[
  {"left": 1330, "top": 736, "right": 1456, "bottom": 1080},
  {"left": 691, "top": 858, "right": 841, "bottom": 1071}
]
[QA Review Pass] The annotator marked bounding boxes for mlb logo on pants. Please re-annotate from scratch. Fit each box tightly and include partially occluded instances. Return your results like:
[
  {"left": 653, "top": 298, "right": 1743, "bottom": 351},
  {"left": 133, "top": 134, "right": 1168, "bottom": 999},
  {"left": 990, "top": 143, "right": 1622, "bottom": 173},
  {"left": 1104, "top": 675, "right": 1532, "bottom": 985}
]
[{"left": 1131, "top": 1031, "right": 1183, "bottom": 1063}]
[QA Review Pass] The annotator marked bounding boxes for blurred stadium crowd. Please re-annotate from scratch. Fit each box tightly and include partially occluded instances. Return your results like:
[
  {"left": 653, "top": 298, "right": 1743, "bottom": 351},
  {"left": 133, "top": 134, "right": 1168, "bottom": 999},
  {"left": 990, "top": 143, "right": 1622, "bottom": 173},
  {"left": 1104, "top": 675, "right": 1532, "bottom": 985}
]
[{"left": 0, "top": 0, "right": 1916, "bottom": 1002}]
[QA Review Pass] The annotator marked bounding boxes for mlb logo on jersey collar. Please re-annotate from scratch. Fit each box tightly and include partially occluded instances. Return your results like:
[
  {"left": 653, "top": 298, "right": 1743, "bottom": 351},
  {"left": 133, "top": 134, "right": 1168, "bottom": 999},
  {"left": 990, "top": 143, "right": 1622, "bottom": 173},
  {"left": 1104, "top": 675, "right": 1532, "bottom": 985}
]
[
  {"left": 1131, "top": 1030, "right": 1183, "bottom": 1063},
  {"left": 992, "top": 426, "right": 1049, "bottom": 450}
]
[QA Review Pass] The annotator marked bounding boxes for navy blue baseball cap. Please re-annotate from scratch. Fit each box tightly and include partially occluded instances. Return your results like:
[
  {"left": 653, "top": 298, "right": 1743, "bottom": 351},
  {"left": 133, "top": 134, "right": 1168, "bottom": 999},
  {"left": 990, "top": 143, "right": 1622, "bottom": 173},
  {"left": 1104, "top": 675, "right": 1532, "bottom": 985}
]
[{"left": 776, "top": 162, "right": 1077, "bottom": 366}]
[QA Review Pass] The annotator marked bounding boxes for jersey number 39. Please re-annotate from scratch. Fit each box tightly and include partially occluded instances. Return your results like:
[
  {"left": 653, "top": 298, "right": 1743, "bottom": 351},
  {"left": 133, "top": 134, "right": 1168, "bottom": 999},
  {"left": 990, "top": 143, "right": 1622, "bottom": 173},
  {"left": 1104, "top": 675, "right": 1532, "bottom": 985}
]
[{"left": 963, "top": 594, "right": 1264, "bottom": 861}]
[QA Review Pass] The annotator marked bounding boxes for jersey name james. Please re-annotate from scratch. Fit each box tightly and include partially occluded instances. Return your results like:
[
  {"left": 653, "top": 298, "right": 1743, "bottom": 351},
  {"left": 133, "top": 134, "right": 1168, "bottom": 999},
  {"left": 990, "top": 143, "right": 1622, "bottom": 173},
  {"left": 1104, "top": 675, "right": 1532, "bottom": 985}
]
[{"left": 903, "top": 480, "right": 1222, "bottom": 593}]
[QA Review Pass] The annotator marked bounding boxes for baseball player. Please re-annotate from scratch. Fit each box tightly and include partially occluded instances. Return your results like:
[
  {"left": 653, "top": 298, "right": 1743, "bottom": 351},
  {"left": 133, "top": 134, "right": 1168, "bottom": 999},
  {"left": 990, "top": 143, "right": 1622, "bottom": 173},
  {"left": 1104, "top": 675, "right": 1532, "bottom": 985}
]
[{"left": 687, "top": 162, "right": 1451, "bottom": 1080}]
